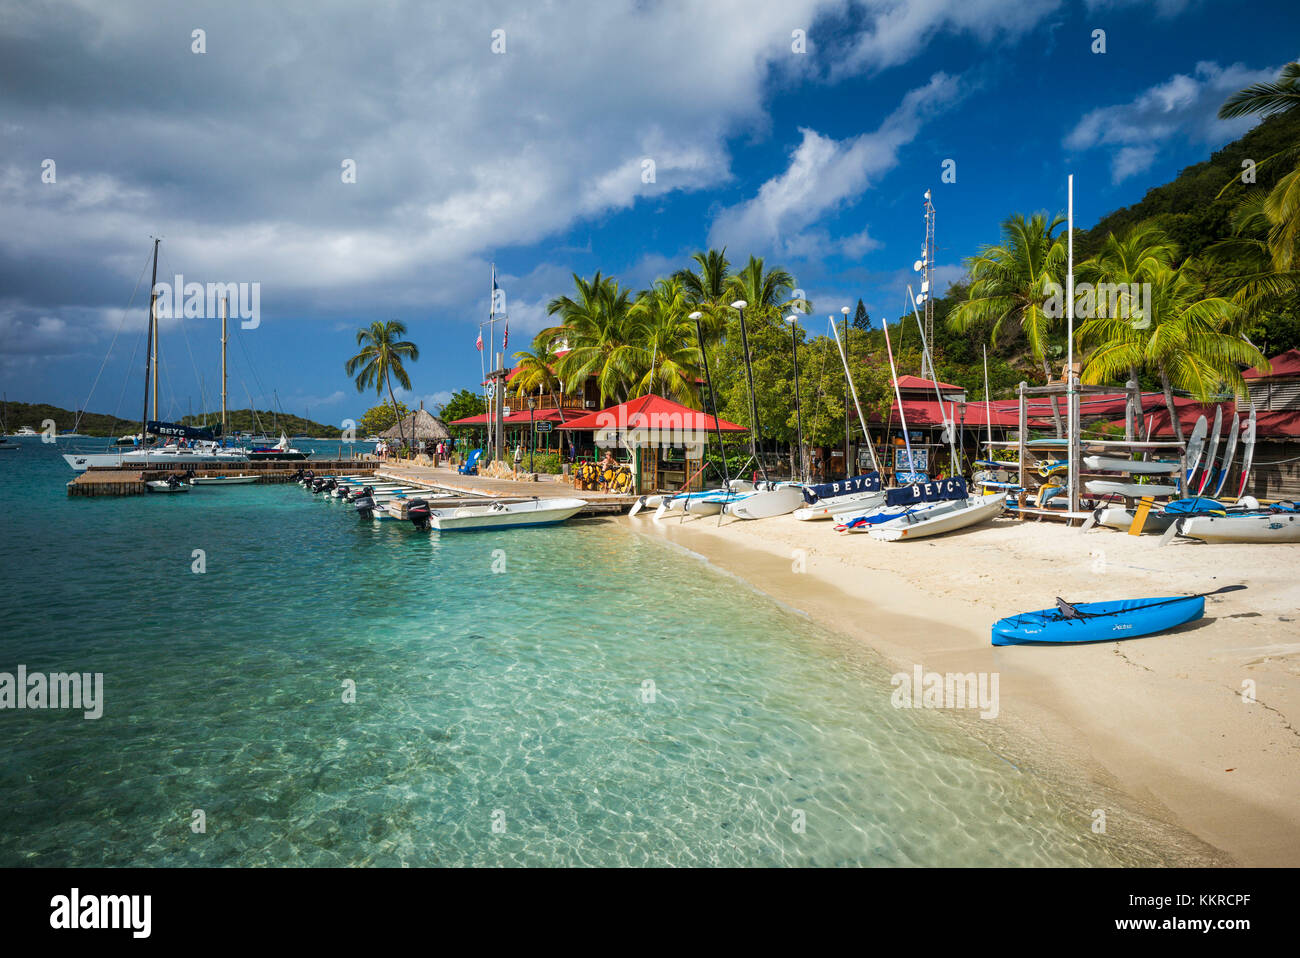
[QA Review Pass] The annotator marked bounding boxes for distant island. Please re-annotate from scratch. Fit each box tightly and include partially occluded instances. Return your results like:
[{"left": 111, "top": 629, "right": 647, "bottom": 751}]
[{"left": 3, "top": 401, "right": 345, "bottom": 438}]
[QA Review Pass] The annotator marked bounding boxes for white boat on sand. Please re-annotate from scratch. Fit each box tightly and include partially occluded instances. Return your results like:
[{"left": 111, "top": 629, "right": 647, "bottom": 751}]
[
  {"left": 1171, "top": 511, "right": 1300, "bottom": 543},
  {"left": 724, "top": 484, "right": 805, "bottom": 520},
  {"left": 868, "top": 493, "right": 1006, "bottom": 541}
]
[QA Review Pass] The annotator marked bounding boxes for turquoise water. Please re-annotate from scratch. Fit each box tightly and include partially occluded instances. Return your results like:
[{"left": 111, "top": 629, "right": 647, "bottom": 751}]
[{"left": 0, "top": 438, "right": 1193, "bottom": 866}]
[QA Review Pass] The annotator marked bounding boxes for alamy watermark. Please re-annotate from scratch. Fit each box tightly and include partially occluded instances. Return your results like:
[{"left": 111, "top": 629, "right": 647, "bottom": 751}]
[
  {"left": 0, "top": 665, "right": 103, "bottom": 719},
  {"left": 1044, "top": 281, "right": 1152, "bottom": 329},
  {"left": 152, "top": 274, "right": 261, "bottom": 328},
  {"left": 891, "top": 664, "right": 999, "bottom": 719}
]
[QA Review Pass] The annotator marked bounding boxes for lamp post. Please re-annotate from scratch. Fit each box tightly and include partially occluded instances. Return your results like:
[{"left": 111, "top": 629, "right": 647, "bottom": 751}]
[
  {"left": 841, "top": 304, "right": 851, "bottom": 479},
  {"left": 689, "top": 311, "right": 729, "bottom": 488},
  {"left": 527, "top": 394, "right": 535, "bottom": 473},
  {"left": 786, "top": 313, "right": 805, "bottom": 483},
  {"left": 730, "top": 299, "right": 768, "bottom": 483}
]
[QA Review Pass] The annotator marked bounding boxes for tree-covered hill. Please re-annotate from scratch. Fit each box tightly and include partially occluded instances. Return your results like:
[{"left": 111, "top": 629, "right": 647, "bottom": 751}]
[{"left": 1, "top": 401, "right": 341, "bottom": 437}]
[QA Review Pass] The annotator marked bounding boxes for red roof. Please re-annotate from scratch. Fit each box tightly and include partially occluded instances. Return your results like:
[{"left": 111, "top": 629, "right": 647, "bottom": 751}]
[
  {"left": 447, "top": 407, "right": 572, "bottom": 427},
  {"left": 558, "top": 394, "right": 747, "bottom": 432},
  {"left": 894, "top": 374, "right": 963, "bottom": 393},
  {"left": 1244, "top": 348, "right": 1300, "bottom": 380}
]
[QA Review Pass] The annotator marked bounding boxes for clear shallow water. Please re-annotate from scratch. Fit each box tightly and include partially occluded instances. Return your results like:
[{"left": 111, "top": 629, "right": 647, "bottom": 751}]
[{"left": 0, "top": 439, "right": 1189, "bottom": 866}]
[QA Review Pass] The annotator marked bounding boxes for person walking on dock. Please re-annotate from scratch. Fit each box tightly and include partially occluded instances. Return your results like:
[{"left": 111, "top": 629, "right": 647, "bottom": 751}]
[{"left": 513, "top": 442, "right": 523, "bottom": 478}]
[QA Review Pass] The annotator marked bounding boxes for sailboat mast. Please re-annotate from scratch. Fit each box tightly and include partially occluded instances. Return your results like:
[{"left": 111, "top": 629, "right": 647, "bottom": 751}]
[
  {"left": 140, "top": 238, "right": 160, "bottom": 445},
  {"left": 151, "top": 297, "right": 159, "bottom": 421},
  {"left": 221, "top": 297, "right": 228, "bottom": 438},
  {"left": 983, "top": 345, "right": 994, "bottom": 454}
]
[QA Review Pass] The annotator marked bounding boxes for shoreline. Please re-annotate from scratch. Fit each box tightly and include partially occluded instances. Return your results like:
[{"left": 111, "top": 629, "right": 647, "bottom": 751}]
[{"left": 625, "top": 512, "right": 1300, "bottom": 867}]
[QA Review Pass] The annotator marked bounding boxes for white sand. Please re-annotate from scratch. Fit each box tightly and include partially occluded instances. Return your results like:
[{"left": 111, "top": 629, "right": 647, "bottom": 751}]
[{"left": 629, "top": 511, "right": 1300, "bottom": 866}]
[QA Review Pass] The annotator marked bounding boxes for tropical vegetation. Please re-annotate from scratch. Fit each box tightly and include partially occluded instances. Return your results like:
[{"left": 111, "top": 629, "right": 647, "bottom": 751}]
[{"left": 344, "top": 320, "right": 420, "bottom": 449}]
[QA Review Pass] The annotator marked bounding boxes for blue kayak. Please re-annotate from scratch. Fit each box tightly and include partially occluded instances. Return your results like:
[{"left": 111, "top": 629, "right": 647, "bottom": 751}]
[{"left": 992, "top": 595, "right": 1205, "bottom": 646}]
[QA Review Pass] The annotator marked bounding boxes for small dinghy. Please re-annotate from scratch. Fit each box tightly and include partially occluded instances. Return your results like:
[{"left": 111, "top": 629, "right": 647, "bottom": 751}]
[
  {"left": 869, "top": 493, "right": 1005, "bottom": 541},
  {"left": 146, "top": 476, "right": 190, "bottom": 493},
  {"left": 1170, "top": 509, "right": 1300, "bottom": 544},
  {"left": 1082, "top": 455, "right": 1179, "bottom": 474},
  {"left": 990, "top": 586, "right": 1245, "bottom": 646},
  {"left": 189, "top": 474, "right": 259, "bottom": 485},
  {"left": 1085, "top": 479, "right": 1178, "bottom": 498}
]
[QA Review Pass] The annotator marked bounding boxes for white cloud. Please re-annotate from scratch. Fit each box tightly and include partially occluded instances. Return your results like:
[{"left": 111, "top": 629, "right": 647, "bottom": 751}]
[
  {"left": 1064, "top": 60, "right": 1282, "bottom": 182},
  {"left": 832, "top": 0, "right": 1062, "bottom": 77},
  {"left": 707, "top": 72, "right": 962, "bottom": 256}
]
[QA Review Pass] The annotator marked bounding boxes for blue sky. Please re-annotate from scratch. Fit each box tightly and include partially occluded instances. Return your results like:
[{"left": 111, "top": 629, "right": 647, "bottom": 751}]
[{"left": 2, "top": 0, "right": 1297, "bottom": 427}]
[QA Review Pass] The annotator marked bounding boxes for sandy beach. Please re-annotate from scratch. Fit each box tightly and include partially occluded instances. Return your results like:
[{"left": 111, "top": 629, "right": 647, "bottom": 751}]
[{"left": 629, "top": 511, "right": 1300, "bottom": 866}]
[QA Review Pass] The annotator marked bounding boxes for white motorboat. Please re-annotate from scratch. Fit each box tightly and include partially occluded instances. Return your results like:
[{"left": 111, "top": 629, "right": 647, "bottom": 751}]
[
  {"left": 14, "top": 426, "right": 38, "bottom": 437},
  {"left": 868, "top": 493, "right": 1006, "bottom": 541},
  {"left": 189, "top": 474, "right": 259, "bottom": 485},
  {"left": 411, "top": 496, "right": 587, "bottom": 531},
  {"left": 1082, "top": 456, "right": 1179, "bottom": 474},
  {"left": 146, "top": 477, "right": 190, "bottom": 494}
]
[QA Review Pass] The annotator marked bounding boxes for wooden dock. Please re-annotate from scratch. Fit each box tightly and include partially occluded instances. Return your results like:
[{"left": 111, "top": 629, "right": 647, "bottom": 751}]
[
  {"left": 377, "top": 464, "right": 638, "bottom": 516},
  {"left": 67, "top": 460, "right": 378, "bottom": 496}
]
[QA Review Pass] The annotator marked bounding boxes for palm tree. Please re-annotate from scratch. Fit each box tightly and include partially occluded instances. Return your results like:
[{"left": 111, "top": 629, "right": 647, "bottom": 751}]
[
  {"left": 1076, "top": 221, "right": 1179, "bottom": 390},
  {"left": 540, "top": 272, "right": 636, "bottom": 405},
  {"left": 725, "top": 255, "right": 809, "bottom": 320},
  {"left": 345, "top": 320, "right": 420, "bottom": 451},
  {"left": 1077, "top": 261, "right": 1263, "bottom": 441},
  {"left": 626, "top": 277, "right": 702, "bottom": 403},
  {"left": 674, "top": 248, "right": 733, "bottom": 341},
  {"left": 1218, "top": 63, "right": 1300, "bottom": 270},
  {"left": 1206, "top": 193, "right": 1300, "bottom": 331},
  {"left": 948, "top": 211, "right": 1068, "bottom": 435},
  {"left": 509, "top": 335, "right": 568, "bottom": 421}
]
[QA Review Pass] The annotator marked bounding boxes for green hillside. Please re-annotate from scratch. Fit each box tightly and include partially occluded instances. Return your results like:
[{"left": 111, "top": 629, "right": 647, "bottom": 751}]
[
  {"left": 1077, "top": 109, "right": 1300, "bottom": 260},
  {"left": 2, "top": 401, "right": 341, "bottom": 438}
]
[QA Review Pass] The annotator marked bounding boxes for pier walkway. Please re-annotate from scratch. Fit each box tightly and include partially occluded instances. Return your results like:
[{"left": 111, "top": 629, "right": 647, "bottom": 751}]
[{"left": 378, "top": 462, "right": 637, "bottom": 515}]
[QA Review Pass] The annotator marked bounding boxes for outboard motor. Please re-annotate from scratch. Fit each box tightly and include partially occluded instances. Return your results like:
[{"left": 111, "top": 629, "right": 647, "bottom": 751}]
[
  {"left": 406, "top": 498, "right": 431, "bottom": 530},
  {"left": 166, "top": 474, "right": 184, "bottom": 491},
  {"left": 311, "top": 477, "right": 330, "bottom": 494},
  {"left": 300, "top": 469, "right": 315, "bottom": 487},
  {"left": 337, "top": 484, "right": 353, "bottom": 501},
  {"left": 353, "top": 485, "right": 376, "bottom": 519}
]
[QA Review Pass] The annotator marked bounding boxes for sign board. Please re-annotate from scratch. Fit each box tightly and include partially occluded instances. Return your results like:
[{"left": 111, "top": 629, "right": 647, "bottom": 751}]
[
  {"left": 534, "top": 421, "right": 553, "bottom": 434},
  {"left": 893, "top": 447, "right": 928, "bottom": 472}
]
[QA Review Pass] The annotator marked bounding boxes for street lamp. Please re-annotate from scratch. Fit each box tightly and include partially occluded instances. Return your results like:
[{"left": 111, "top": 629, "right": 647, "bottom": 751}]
[
  {"left": 728, "top": 299, "right": 767, "bottom": 483},
  {"left": 526, "top": 394, "right": 535, "bottom": 473},
  {"left": 690, "top": 310, "right": 729, "bottom": 490},
  {"left": 785, "top": 313, "right": 805, "bottom": 483}
]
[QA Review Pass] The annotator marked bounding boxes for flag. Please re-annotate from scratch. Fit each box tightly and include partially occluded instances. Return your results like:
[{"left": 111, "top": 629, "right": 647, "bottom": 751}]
[
  {"left": 475, "top": 330, "right": 483, "bottom": 351},
  {"left": 502, "top": 320, "right": 508, "bottom": 351}
]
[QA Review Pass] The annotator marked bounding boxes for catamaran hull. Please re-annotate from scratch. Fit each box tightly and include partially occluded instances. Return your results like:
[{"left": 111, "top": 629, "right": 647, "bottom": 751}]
[
  {"left": 725, "top": 485, "right": 805, "bottom": 520},
  {"left": 793, "top": 491, "right": 886, "bottom": 520}
]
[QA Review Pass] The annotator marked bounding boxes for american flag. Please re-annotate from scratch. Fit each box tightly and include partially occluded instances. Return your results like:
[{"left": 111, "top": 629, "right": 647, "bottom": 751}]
[{"left": 475, "top": 330, "right": 482, "bottom": 351}]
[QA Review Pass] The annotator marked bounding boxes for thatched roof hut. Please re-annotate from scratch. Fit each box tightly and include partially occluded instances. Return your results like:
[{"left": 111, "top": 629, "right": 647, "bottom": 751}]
[{"left": 380, "top": 408, "right": 451, "bottom": 441}]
